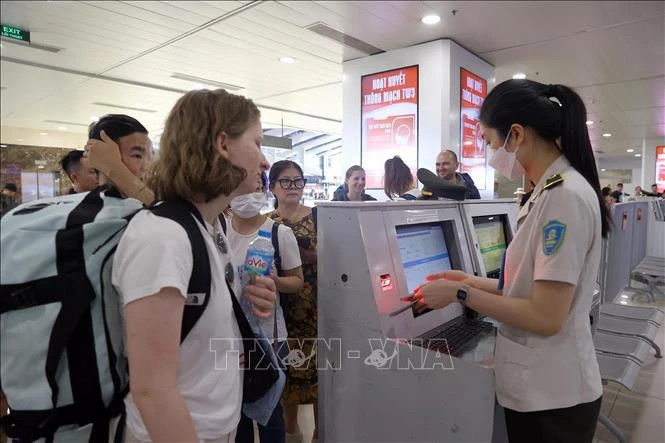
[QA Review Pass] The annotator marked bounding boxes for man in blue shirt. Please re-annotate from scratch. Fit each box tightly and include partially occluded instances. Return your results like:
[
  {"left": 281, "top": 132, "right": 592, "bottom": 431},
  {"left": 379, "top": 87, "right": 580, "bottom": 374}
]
[{"left": 435, "top": 150, "right": 481, "bottom": 199}]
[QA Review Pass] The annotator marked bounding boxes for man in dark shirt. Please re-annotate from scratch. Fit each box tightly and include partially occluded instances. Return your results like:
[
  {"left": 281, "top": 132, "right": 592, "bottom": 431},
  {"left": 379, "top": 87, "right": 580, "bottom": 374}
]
[
  {"left": 610, "top": 182, "right": 629, "bottom": 203},
  {"left": 435, "top": 150, "right": 481, "bottom": 199}
]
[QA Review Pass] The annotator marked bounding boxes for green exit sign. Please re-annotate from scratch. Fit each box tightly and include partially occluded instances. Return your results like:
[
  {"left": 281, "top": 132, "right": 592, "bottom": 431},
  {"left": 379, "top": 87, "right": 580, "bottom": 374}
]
[{"left": 1, "top": 25, "right": 30, "bottom": 43}]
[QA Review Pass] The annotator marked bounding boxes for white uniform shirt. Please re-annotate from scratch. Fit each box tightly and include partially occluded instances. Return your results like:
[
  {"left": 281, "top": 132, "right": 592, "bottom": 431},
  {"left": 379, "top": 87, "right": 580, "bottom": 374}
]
[
  {"left": 226, "top": 217, "right": 301, "bottom": 341},
  {"left": 495, "top": 155, "right": 603, "bottom": 412},
  {"left": 112, "top": 211, "right": 243, "bottom": 440}
]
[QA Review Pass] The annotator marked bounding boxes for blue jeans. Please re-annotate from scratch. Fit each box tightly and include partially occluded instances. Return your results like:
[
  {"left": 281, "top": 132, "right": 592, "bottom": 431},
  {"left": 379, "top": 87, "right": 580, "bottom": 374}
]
[
  {"left": 236, "top": 341, "right": 287, "bottom": 443},
  {"left": 236, "top": 400, "right": 285, "bottom": 443}
]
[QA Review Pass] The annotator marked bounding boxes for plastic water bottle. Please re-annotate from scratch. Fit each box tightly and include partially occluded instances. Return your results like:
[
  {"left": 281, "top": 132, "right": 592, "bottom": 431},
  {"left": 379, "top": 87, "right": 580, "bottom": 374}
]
[
  {"left": 243, "top": 230, "right": 274, "bottom": 280},
  {"left": 241, "top": 230, "right": 274, "bottom": 328}
]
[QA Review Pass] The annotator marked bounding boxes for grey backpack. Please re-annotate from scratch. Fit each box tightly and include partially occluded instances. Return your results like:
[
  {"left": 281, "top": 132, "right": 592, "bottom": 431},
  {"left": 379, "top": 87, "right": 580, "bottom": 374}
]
[{"left": 0, "top": 187, "right": 212, "bottom": 442}]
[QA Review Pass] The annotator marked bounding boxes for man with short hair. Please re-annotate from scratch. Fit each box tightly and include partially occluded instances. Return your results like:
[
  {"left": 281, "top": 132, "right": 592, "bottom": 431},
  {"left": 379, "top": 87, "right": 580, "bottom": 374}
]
[
  {"left": 610, "top": 183, "right": 628, "bottom": 203},
  {"left": 60, "top": 150, "right": 100, "bottom": 193},
  {"left": 0, "top": 182, "right": 18, "bottom": 217},
  {"left": 435, "top": 150, "right": 481, "bottom": 199},
  {"left": 84, "top": 114, "right": 154, "bottom": 205},
  {"left": 642, "top": 184, "right": 663, "bottom": 198}
]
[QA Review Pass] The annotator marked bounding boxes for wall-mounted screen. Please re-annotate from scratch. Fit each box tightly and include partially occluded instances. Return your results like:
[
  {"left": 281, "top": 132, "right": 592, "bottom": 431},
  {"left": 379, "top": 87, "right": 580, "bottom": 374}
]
[
  {"left": 361, "top": 65, "right": 418, "bottom": 189},
  {"left": 656, "top": 145, "right": 665, "bottom": 193}
]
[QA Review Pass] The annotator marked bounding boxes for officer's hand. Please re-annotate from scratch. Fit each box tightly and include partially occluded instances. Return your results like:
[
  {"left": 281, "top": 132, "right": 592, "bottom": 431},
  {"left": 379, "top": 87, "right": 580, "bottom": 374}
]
[
  {"left": 84, "top": 130, "right": 123, "bottom": 175},
  {"left": 415, "top": 280, "right": 459, "bottom": 310},
  {"left": 426, "top": 270, "right": 471, "bottom": 284},
  {"left": 244, "top": 276, "right": 276, "bottom": 319}
]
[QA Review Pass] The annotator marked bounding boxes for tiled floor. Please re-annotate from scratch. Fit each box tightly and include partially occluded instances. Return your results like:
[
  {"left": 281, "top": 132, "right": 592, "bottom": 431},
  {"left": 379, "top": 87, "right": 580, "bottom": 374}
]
[{"left": 593, "top": 288, "right": 665, "bottom": 443}]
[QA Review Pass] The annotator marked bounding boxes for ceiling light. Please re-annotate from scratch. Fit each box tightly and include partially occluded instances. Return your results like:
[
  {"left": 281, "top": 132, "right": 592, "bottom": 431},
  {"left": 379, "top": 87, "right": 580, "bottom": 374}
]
[
  {"left": 421, "top": 15, "right": 441, "bottom": 25},
  {"left": 602, "top": 133, "right": 612, "bottom": 137},
  {"left": 58, "top": 126, "right": 67, "bottom": 131},
  {"left": 635, "top": 154, "right": 642, "bottom": 157},
  {"left": 626, "top": 149, "right": 634, "bottom": 153},
  {"left": 0, "top": 144, "right": 6, "bottom": 147},
  {"left": 601, "top": 169, "right": 606, "bottom": 172},
  {"left": 512, "top": 73, "right": 526, "bottom": 80},
  {"left": 586, "top": 120, "right": 593, "bottom": 125},
  {"left": 40, "top": 132, "right": 48, "bottom": 135},
  {"left": 171, "top": 73, "right": 244, "bottom": 91},
  {"left": 93, "top": 102, "right": 157, "bottom": 113},
  {"left": 279, "top": 56, "right": 296, "bottom": 64}
]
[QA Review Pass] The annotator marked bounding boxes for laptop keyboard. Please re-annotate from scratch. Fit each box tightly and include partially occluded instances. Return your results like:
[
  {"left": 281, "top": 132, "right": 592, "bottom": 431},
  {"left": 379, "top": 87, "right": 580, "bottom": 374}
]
[{"left": 417, "top": 317, "right": 494, "bottom": 357}]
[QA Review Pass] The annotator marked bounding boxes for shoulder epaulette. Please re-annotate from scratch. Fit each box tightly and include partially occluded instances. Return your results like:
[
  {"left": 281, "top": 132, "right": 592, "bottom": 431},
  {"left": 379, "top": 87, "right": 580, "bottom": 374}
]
[{"left": 544, "top": 173, "right": 564, "bottom": 191}]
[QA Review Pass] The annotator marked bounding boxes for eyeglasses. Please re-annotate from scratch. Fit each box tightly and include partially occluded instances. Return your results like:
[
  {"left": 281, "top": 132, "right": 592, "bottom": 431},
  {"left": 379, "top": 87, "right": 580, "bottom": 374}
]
[{"left": 277, "top": 178, "right": 307, "bottom": 190}]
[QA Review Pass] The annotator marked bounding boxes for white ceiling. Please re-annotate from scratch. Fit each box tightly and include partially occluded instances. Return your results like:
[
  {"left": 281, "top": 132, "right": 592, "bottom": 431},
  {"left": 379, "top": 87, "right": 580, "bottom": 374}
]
[{"left": 1, "top": 0, "right": 663, "bottom": 160}]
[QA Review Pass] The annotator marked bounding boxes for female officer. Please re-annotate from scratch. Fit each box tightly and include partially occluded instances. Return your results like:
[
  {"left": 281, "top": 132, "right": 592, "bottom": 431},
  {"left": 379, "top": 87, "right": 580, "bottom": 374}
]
[{"left": 417, "top": 79, "right": 611, "bottom": 443}]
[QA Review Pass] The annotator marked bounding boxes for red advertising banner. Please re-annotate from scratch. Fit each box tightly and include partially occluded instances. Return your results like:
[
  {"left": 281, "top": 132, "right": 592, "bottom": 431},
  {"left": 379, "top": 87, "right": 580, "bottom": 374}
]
[
  {"left": 361, "top": 65, "right": 418, "bottom": 189},
  {"left": 460, "top": 68, "right": 488, "bottom": 189},
  {"left": 656, "top": 145, "right": 665, "bottom": 193}
]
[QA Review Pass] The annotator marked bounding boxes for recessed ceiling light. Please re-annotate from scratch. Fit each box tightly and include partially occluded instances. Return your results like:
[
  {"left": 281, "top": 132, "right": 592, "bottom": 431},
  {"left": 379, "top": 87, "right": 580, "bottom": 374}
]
[
  {"left": 512, "top": 73, "right": 526, "bottom": 80},
  {"left": 626, "top": 149, "right": 634, "bottom": 153},
  {"left": 602, "top": 133, "right": 612, "bottom": 137},
  {"left": 58, "top": 126, "right": 67, "bottom": 131},
  {"left": 40, "top": 132, "right": 48, "bottom": 135},
  {"left": 421, "top": 15, "right": 441, "bottom": 25},
  {"left": 635, "top": 154, "right": 642, "bottom": 157},
  {"left": 586, "top": 120, "right": 593, "bottom": 125},
  {"left": 601, "top": 169, "right": 606, "bottom": 172},
  {"left": 279, "top": 56, "right": 296, "bottom": 64}
]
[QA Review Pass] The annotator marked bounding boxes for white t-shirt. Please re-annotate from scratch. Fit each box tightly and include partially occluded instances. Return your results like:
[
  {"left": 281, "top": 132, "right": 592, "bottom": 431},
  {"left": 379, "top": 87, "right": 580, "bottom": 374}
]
[
  {"left": 112, "top": 211, "right": 243, "bottom": 440},
  {"left": 226, "top": 216, "right": 301, "bottom": 341}
]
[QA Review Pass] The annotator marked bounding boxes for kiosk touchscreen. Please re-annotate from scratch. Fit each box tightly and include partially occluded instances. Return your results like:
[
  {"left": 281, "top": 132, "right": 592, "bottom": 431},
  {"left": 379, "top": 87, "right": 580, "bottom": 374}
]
[
  {"left": 473, "top": 215, "right": 509, "bottom": 279},
  {"left": 460, "top": 200, "right": 518, "bottom": 279}
]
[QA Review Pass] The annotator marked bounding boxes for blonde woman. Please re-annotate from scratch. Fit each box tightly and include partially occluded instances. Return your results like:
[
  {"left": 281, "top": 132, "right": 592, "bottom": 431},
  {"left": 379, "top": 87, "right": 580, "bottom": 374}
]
[{"left": 112, "top": 90, "right": 276, "bottom": 442}]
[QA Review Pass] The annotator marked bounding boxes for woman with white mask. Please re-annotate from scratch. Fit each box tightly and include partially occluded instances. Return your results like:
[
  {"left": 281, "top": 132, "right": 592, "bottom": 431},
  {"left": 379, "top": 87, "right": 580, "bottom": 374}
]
[
  {"left": 415, "top": 79, "right": 611, "bottom": 443},
  {"left": 226, "top": 175, "right": 304, "bottom": 443}
]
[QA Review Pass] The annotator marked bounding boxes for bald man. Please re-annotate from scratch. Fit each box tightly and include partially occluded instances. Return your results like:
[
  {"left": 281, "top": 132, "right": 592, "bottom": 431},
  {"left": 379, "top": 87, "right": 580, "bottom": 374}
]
[{"left": 435, "top": 150, "right": 481, "bottom": 199}]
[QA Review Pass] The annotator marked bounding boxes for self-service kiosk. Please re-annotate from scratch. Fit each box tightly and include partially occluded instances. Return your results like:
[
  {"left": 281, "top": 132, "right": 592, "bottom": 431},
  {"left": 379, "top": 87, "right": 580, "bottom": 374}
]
[
  {"left": 317, "top": 200, "right": 519, "bottom": 442},
  {"left": 459, "top": 200, "right": 518, "bottom": 280}
]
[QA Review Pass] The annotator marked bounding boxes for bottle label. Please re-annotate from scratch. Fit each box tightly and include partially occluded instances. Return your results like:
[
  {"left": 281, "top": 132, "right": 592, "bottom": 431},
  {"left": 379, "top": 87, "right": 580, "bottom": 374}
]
[{"left": 244, "top": 250, "right": 274, "bottom": 277}]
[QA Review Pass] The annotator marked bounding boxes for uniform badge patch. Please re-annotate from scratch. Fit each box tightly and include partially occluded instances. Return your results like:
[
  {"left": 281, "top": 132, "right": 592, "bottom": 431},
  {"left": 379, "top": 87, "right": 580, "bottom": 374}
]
[{"left": 543, "top": 220, "right": 566, "bottom": 256}]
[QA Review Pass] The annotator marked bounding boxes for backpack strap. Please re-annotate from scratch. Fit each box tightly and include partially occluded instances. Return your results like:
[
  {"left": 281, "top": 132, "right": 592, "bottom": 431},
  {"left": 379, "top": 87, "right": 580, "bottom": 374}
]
[
  {"left": 311, "top": 206, "right": 318, "bottom": 233},
  {"left": 149, "top": 200, "right": 211, "bottom": 343},
  {"left": 271, "top": 222, "right": 283, "bottom": 276}
]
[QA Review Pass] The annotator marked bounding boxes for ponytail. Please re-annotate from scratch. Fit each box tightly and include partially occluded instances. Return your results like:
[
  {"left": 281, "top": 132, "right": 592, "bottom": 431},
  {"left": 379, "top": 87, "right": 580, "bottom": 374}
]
[
  {"left": 479, "top": 79, "right": 612, "bottom": 237},
  {"left": 383, "top": 156, "right": 414, "bottom": 200},
  {"left": 548, "top": 84, "right": 611, "bottom": 238}
]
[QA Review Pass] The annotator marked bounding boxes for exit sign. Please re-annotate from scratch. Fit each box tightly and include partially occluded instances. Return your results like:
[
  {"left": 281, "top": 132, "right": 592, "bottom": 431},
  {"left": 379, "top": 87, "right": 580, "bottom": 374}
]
[{"left": 1, "top": 25, "right": 30, "bottom": 43}]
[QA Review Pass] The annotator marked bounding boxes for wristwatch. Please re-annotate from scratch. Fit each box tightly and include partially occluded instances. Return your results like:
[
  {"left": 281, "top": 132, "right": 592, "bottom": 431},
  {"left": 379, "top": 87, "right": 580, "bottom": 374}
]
[{"left": 456, "top": 285, "right": 471, "bottom": 306}]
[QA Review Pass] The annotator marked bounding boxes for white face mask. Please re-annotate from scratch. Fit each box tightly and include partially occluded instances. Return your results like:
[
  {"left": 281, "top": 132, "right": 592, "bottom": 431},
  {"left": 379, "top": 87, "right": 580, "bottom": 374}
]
[
  {"left": 488, "top": 132, "right": 525, "bottom": 181},
  {"left": 230, "top": 192, "right": 267, "bottom": 218}
]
